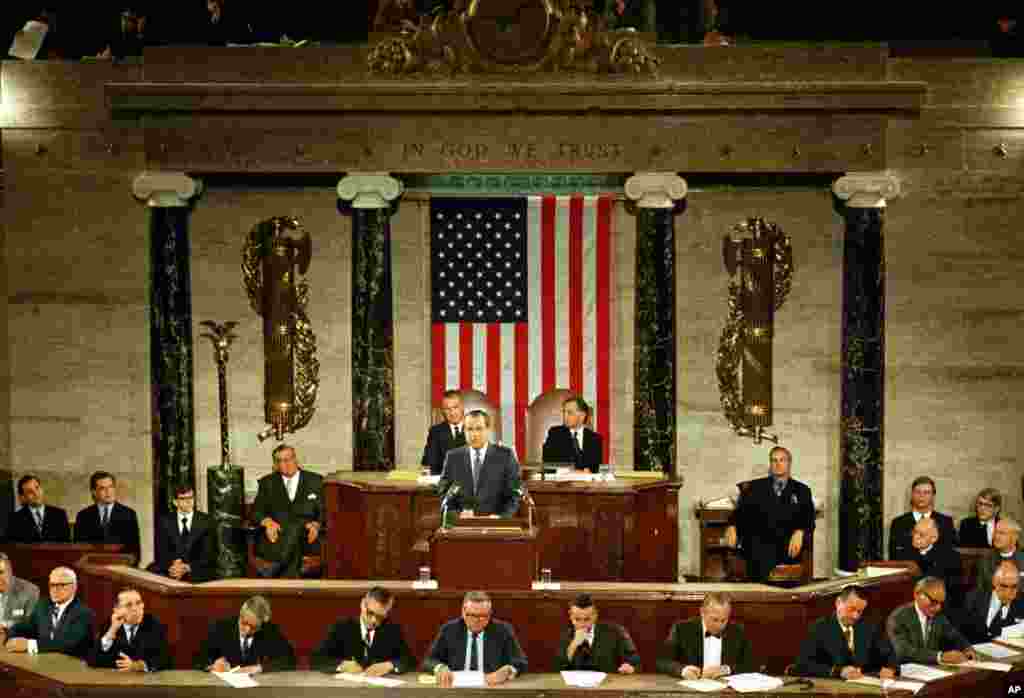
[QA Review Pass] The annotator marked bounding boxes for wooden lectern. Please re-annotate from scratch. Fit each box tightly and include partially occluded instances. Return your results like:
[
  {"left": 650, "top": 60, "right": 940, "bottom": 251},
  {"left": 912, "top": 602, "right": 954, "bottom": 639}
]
[{"left": 431, "top": 516, "right": 537, "bottom": 589}]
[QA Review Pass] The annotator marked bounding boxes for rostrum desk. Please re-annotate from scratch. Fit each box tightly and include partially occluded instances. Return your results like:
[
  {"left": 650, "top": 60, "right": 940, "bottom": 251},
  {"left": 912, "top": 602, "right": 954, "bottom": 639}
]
[
  {"left": 76, "top": 558, "right": 918, "bottom": 676},
  {"left": 323, "top": 474, "right": 681, "bottom": 582},
  {"left": 3, "top": 651, "right": 1024, "bottom": 698}
]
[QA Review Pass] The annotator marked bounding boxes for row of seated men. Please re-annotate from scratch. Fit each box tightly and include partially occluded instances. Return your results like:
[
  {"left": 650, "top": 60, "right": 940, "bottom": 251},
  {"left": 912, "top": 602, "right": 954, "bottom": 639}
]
[{"left": 1, "top": 561, "right": 1022, "bottom": 682}]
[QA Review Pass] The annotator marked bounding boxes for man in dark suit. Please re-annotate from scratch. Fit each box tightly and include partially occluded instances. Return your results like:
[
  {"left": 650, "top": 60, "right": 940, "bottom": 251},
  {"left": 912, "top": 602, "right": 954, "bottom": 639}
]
[
  {"left": 422, "top": 390, "right": 467, "bottom": 475},
  {"left": 554, "top": 593, "right": 640, "bottom": 673},
  {"left": 0, "top": 566, "right": 95, "bottom": 658},
  {"left": 89, "top": 587, "right": 171, "bottom": 672},
  {"left": 151, "top": 483, "right": 217, "bottom": 583},
  {"left": 424, "top": 590, "right": 528, "bottom": 686},
  {"left": 0, "top": 553, "right": 39, "bottom": 629},
  {"left": 252, "top": 444, "right": 324, "bottom": 578},
  {"left": 6, "top": 475, "right": 71, "bottom": 543},
  {"left": 438, "top": 410, "right": 522, "bottom": 518},
  {"left": 724, "top": 446, "right": 815, "bottom": 582},
  {"left": 886, "top": 576, "right": 975, "bottom": 665},
  {"left": 888, "top": 476, "right": 957, "bottom": 560},
  {"left": 958, "top": 487, "right": 1001, "bottom": 548},
  {"left": 974, "top": 517, "right": 1024, "bottom": 594},
  {"left": 794, "top": 585, "right": 897, "bottom": 680},
  {"left": 73, "top": 471, "right": 141, "bottom": 564},
  {"left": 194, "top": 596, "right": 296, "bottom": 673},
  {"left": 908, "top": 518, "right": 963, "bottom": 605},
  {"left": 958, "top": 560, "right": 1024, "bottom": 643},
  {"left": 542, "top": 396, "right": 604, "bottom": 473},
  {"left": 311, "top": 586, "right": 415, "bottom": 674},
  {"left": 657, "top": 592, "right": 755, "bottom": 680}
]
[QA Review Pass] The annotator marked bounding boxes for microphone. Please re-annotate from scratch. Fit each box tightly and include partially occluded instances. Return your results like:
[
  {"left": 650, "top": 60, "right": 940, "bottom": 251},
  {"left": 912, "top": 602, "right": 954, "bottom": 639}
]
[{"left": 442, "top": 482, "right": 462, "bottom": 503}]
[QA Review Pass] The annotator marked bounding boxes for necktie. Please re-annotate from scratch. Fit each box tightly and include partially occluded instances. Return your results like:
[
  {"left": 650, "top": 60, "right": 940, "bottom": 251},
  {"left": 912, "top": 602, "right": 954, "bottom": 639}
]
[
  {"left": 364, "top": 629, "right": 374, "bottom": 661},
  {"left": 574, "top": 431, "right": 582, "bottom": 453},
  {"left": 454, "top": 426, "right": 463, "bottom": 443},
  {"left": 101, "top": 505, "right": 110, "bottom": 529},
  {"left": 472, "top": 451, "right": 482, "bottom": 494},
  {"left": 774, "top": 480, "right": 784, "bottom": 497},
  {"left": 704, "top": 631, "right": 721, "bottom": 639},
  {"left": 844, "top": 625, "right": 854, "bottom": 653},
  {"left": 242, "top": 637, "right": 252, "bottom": 662},
  {"left": 181, "top": 517, "right": 189, "bottom": 537},
  {"left": 924, "top": 619, "right": 932, "bottom": 646},
  {"left": 34, "top": 508, "right": 44, "bottom": 532},
  {"left": 990, "top": 607, "right": 1007, "bottom": 636},
  {"left": 50, "top": 606, "right": 60, "bottom": 639},
  {"left": 126, "top": 626, "right": 135, "bottom": 645},
  {"left": 469, "top": 632, "right": 480, "bottom": 671},
  {"left": 578, "top": 639, "right": 592, "bottom": 667}
]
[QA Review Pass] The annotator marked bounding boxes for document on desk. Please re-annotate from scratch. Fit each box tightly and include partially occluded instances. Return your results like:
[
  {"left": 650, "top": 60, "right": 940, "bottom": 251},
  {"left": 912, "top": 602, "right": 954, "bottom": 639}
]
[
  {"left": 1001, "top": 621, "right": 1024, "bottom": 638},
  {"left": 451, "top": 671, "right": 486, "bottom": 687},
  {"left": 999, "top": 636, "right": 1024, "bottom": 649},
  {"left": 334, "top": 673, "right": 405, "bottom": 687},
  {"left": 847, "top": 677, "right": 924, "bottom": 694},
  {"left": 678, "top": 678, "right": 727, "bottom": 692},
  {"left": 899, "top": 663, "right": 952, "bottom": 682},
  {"left": 724, "top": 673, "right": 783, "bottom": 693},
  {"left": 973, "top": 642, "right": 1019, "bottom": 659},
  {"left": 560, "top": 671, "right": 606, "bottom": 687},
  {"left": 953, "top": 660, "right": 1013, "bottom": 672},
  {"left": 213, "top": 671, "right": 259, "bottom": 688}
]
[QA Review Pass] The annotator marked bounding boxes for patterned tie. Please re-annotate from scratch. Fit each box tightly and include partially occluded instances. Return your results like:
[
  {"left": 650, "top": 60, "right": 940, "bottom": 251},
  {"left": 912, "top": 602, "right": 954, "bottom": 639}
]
[
  {"left": 50, "top": 606, "right": 60, "bottom": 639},
  {"left": 844, "top": 625, "right": 854, "bottom": 654},
  {"left": 774, "top": 480, "right": 784, "bottom": 497},
  {"left": 364, "top": 629, "right": 374, "bottom": 662},
  {"left": 101, "top": 505, "right": 110, "bottom": 529},
  {"left": 469, "top": 632, "right": 480, "bottom": 671},
  {"left": 34, "top": 508, "right": 44, "bottom": 534},
  {"left": 472, "top": 450, "right": 482, "bottom": 494}
]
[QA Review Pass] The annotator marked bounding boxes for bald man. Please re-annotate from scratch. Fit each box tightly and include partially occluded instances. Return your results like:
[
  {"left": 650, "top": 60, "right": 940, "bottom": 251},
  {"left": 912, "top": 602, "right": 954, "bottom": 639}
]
[
  {"left": 909, "top": 518, "right": 962, "bottom": 599},
  {"left": 974, "top": 517, "right": 1024, "bottom": 594},
  {"left": 886, "top": 577, "right": 974, "bottom": 665},
  {"left": 959, "top": 560, "right": 1024, "bottom": 643}
]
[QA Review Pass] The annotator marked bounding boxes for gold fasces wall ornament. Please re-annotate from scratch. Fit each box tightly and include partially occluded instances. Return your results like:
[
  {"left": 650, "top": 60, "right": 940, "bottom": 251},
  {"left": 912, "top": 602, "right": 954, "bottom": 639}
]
[
  {"left": 367, "top": 0, "right": 659, "bottom": 76},
  {"left": 716, "top": 218, "right": 794, "bottom": 444},
  {"left": 242, "top": 216, "right": 320, "bottom": 442}
]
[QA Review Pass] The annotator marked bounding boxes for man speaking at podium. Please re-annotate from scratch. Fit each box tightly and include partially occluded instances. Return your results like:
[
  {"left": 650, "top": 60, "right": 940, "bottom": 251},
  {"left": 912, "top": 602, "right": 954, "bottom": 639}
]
[{"left": 438, "top": 410, "right": 522, "bottom": 518}]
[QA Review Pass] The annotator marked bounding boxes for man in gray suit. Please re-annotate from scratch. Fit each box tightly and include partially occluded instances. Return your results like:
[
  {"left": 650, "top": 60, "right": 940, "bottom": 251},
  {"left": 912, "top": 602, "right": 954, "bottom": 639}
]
[
  {"left": 886, "top": 576, "right": 975, "bottom": 665},
  {"left": 0, "top": 553, "right": 39, "bottom": 629},
  {"left": 438, "top": 410, "right": 522, "bottom": 518},
  {"left": 252, "top": 444, "right": 324, "bottom": 578}
]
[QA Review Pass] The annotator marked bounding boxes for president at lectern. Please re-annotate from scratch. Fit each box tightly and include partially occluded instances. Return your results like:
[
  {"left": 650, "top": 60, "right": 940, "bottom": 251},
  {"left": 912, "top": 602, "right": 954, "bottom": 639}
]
[{"left": 438, "top": 409, "right": 522, "bottom": 518}]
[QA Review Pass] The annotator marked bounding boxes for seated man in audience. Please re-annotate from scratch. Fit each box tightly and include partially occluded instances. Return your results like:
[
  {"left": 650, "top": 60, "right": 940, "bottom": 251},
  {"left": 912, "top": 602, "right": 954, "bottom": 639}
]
[
  {"left": 958, "top": 487, "right": 1001, "bottom": 548},
  {"left": 974, "top": 517, "right": 1024, "bottom": 594},
  {"left": 422, "top": 390, "right": 466, "bottom": 476},
  {"left": 311, "top": 586, "right": 415, "bottom": 675},
  {"left": 252, "top": 444, "right": 324, "bottom": 578},
  {"left": 438, "top": 410, "right": 522, "bottom": 518},
  {"left": 89, "top": 587, "right": 171, "bottom": 672},
  {"left": 724, "top": 446, "right": 815, "bottom": 582},
  {"left": 909, "top": 518, "right": 962, "bottom": 594},
  {"left": 542, "top": 396, "right": 604, "bottom": 473},
  {"left": 656, "top": 592, "right": 755, "bottom": 680},
  {"left": 794, "top": 585, "right": 896, "bottom": 680},
  {"left": 888, "top": 476, "right": 956, "bottom": 560},
  {"left": 959, "top": 560, "right": 1024, "bottom": 643},
  {"left": 886, "top": 576, "right": 975, "bottom": 665},
  {"left": 554, "top": 593, "right": 640, "bottom": 674},
  {"left": 0, "top": 553, "right": 39, "bottom": 630},
  {"left": 424, "top": 590, "right": 528, "bottom": 687},
  {"left": 152, "top": 483, "right": 216, "bottom": 583},
  {"left": 74, "top": 471, "right": 141, "bottom": 564},
  {"left": 6, "top": 475, "right": 71, "bottom": 543},
  {"left": 194, "top": 596, "right": 296, "bottom": 673},
  {"left": 0, "top": 566, "right": 95, "bottom": 658}
]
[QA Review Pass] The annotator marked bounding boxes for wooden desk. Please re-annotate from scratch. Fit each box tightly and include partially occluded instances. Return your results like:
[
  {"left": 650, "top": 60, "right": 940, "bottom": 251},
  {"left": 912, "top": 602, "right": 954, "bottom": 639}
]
[
  {"left": 325, "top": 475, "right": 681, "bottom": 582},
  {"left": 3, "top": 652, "right": 1024, "bottom": 698},
  {"left": 0, "top": 544, "right": 131, "bottom": 592},
  {"left": 75, "top": 557, "right": 915, "bottom": 676}
]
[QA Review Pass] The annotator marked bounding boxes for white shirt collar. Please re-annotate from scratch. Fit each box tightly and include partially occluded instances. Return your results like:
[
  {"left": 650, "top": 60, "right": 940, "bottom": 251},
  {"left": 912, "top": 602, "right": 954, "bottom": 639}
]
[
  {"left": 914, "top": 603, "right": 931, "bottom": 634},
  {"left": 472, "top": 443, "right": 489, "bottom": 459},
  {"left": 989, "top": 593, "right": 1009, "bottom": 619},
  {"left": 1001, "top": 551, "right": 1015, "bottom": 558},
  {"left": 919, "top": 544, "right": 934, "bottom": 556},
  {"left": 54, "top": 598, "right": 73, "bottom": 618},
  {"left": 912, "top": 510, "right": 932, "bottom": 522}
]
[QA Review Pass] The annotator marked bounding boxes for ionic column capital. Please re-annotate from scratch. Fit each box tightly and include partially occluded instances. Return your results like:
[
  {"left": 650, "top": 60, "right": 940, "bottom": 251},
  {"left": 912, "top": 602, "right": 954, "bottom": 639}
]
[
  {"left": 833, "top": 172, "right": 902, "bottom": 209},
  {"left": 624, "top": 172, "right": 688, "bottom": 209},
  {"left": 132, "top": 172, "right": 202, "bottom": 207},
  {"left": 337, "top": 173, "right": 404, "bottom": 209}
]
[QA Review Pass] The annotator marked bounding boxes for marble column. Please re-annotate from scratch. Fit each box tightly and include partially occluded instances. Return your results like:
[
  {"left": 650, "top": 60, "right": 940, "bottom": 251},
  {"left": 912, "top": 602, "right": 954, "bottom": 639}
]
[
  {"left": 833, "top": 172, "right": 901, "bottom": 570},
  {"left": 338, "top": 174, "right": 404, "bottom": 471},
  {"left": 625, "top": 173, "right": 688, "bottom": 474},
  {"left": 133, "top": 172, "right": 202, "bottom": 529}
]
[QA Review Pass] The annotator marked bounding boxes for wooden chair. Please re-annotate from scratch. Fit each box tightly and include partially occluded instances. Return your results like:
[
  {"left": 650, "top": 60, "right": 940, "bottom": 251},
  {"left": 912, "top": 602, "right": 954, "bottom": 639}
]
[
  {"left": 242, "top": 490, "right": 323, "bottom": 578},
  {"left": 433, "top": 389, "right": 502, "bottom": 443}
]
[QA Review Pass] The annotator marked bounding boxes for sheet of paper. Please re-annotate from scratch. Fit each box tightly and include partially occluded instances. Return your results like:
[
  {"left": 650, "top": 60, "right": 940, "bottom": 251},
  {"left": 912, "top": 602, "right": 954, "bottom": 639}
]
[
  {"left": 998, "top": 636, "right": 1024, "bottom": 649},
  {"left": 416, "top": 475, "right": 441, "bottom": 485},
  {"left": 8, "top": 20, "right": 48, "bottom": 59},
  {"left": 865, "top": 566, "right": 904, "bottom": 577},
  {"left": 899, "top": 663, "right": 952, "bottom": 682},
  {"left": 334, "top": 673, "right": 405, "bottom": 686},
  {"left": 973, "top": 642, "right": 1018, "bottom": 659},
  {"left": 451, "top": 671, "right": 486, "bottom": 687},
  {"left": 1001, "top": 621, "right": 1024, "bottom": 638},
  {"left": 958, "top": 660, "right": 1013, "bottom": 672},
  {"left": 531, "top": 582, "right": 562, "bottom": 590},
  {"left": 725, "top": 673, "right": 783, "bottom": 693},
  {"left": 560, "top": 671, "right": 606, "bottom": 687},
  {"left": 678, "top": 678, "right": 727, "bottom": 692},
  {"left": 848, "top": 677, "right": 925, "bottom": 694},
  {"left": 213, "top": 671, "right": 259, "bottom": 688},
  {"left": 412, "top": 580, "right": 438, "bottom": 590}
]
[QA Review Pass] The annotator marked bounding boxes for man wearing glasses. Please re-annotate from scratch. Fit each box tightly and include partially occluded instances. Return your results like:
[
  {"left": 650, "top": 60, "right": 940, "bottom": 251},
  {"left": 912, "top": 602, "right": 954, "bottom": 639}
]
[
  {"left": 0, "top": 567, "right": 95, "bottom": 658},
  {"left": 423, "top": 591, "right": 528, "bottom": 687},
  {"left": 974, "top": 517, "right": 1024, "bottom": 594},
  {"left": 311, "top": 587, "right": 415, "bottom": 674},
  {"left": 886, "top": 576, "right": 975, "bottom": 665},
  {"left": 959, "top": 560, "right": 1024, "bottom": 643}
]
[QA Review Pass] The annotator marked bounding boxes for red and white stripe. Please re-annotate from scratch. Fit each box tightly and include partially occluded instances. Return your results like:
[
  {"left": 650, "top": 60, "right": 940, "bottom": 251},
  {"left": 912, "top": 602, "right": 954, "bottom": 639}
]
[{"left": 431, "top": 194, "right": 614, "bottom": 463}]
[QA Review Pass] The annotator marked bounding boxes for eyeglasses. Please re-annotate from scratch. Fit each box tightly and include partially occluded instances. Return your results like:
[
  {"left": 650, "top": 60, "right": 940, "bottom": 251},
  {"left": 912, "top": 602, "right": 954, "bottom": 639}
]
[
  {"left": 464, "top": 612, "right": 492, "bottom": 620},
  {"left": 49, "top": 582, "right": 74, "bottom": 588},
  {"left": 919, "top": 591, "right": 944, "bottom": 607},
  {"left": 977, "top": 501, "right": 996, "bottom": 509}
]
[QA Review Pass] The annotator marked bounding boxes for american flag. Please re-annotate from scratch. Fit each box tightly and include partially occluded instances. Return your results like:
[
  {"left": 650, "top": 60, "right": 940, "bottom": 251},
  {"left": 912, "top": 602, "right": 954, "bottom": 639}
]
[{"left": 430, "top": 195, "right": 614, "bottom": 462}]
